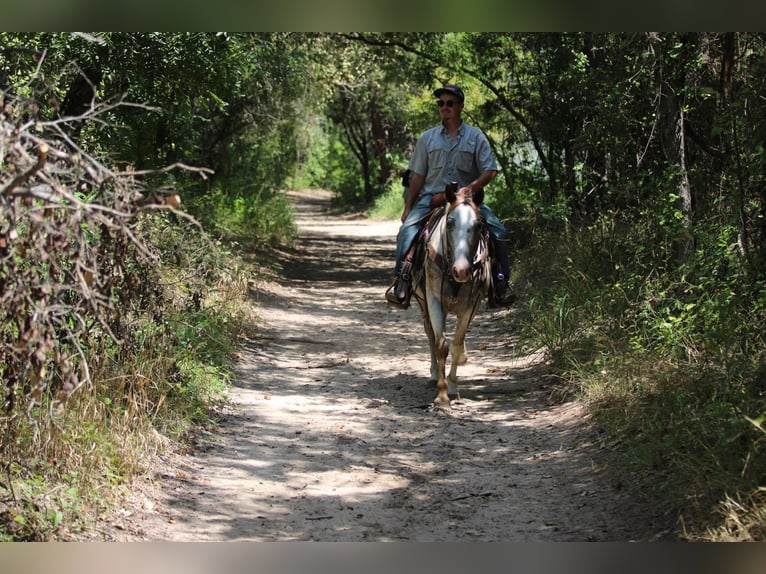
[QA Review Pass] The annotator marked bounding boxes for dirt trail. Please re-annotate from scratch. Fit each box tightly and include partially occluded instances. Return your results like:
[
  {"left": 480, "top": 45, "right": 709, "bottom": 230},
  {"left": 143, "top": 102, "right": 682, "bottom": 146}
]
[{"left": 115, "top": 189, "right": 672, "bottom": 542}]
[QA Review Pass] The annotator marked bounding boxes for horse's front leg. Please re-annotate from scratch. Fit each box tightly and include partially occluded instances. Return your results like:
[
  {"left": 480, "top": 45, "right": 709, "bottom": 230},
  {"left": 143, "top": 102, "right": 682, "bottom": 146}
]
[
  {"left": 426, "top": 294, "right": 450, "bottom": 407},
  {"left": 447, "top": 312, "right": 471, "bottom": 398},
  {"left": 447, "top": 296, "right": 482, "bottom": 398},
  {"left": 417, "top": 298, "right": 439, "bottom": 383}
]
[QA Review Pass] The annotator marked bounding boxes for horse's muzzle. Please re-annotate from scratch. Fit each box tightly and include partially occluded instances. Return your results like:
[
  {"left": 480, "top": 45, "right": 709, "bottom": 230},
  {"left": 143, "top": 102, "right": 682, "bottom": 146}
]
[{"left": 451, "top": 261, "right": 472, "bottom": 283}]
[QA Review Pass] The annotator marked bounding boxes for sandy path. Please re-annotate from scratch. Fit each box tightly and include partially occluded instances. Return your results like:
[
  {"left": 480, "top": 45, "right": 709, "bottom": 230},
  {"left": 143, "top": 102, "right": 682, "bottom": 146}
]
[{"left": 116, "top": 189, "right": 672, "bottom": 541}]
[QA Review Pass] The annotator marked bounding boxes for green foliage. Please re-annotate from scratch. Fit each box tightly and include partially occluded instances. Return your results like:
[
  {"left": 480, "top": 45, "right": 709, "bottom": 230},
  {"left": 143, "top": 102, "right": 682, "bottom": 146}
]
[
  {"left": 521, "top": 293, "right": 583, "bottom": 366},
  {"left": 291, "top": 113, "right": 332, "bottom": 191},
  {"left": 0, "top": 464, "right": 83, "bottom": 541},
  {"left": 5, "top": 31, "right": 766, "bottom": 540},
  {"left": 517, "top": 198, "right": 766, "bottom": 535},
  {"left": 366, "top": 179, "right": 408, "bottom": 220},
  {"left": 0, "top": 32, "right": 305, "bottom": 225},
  {"left": 581, "top": 361, "right": 766, "bottom": 527},
  {"left": 325, "top": 141, "right": 367, "bottom": 207},
  {"left": 0, "top": 208, "right": 246, "bottom": 540},
  {"left": 0, "top": 48, "right": 252, "bottom": 539},
  {"left": 187, "top": 185, "right": 296, "bottom": 247},
  {"left": 298, "top": 34, "right": 427, "bottom": 208}
]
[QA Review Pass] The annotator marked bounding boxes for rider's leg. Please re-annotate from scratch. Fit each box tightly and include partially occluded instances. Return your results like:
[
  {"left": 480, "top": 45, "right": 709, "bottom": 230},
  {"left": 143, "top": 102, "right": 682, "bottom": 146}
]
[
  {"left": 393, "top": 220, "right": 418, "bottom": 276},
  {"left": 387, "top": 197, "right": 433, "bottom": 306},
  {"left": 479, "top": 204, "right": 515, "bottom": 305},
  {"left": 395, "top": 196, "right": 433, "bottom": 271}
]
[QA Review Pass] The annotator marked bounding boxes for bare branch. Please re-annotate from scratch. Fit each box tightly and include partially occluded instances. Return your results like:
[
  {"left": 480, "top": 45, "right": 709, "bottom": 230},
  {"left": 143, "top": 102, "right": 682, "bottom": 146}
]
[
  {"left": 116, "top": 162, "right": 215, "bottom": 180},
  {"left": 1, "top": 143, "right": 48, "bottom": 197},
  {"left": 1, "top": 73, "right": 215, "bottom": 414}
]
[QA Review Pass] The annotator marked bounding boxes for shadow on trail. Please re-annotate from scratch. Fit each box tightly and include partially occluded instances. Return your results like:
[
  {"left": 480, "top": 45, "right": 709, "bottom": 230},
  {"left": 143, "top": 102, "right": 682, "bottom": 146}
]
[
  {"left": 166, "top": 367, "right": 644, "bottom": 541},
  {"left": 272, "top": 235, "right": 395, "bottom": 284}
]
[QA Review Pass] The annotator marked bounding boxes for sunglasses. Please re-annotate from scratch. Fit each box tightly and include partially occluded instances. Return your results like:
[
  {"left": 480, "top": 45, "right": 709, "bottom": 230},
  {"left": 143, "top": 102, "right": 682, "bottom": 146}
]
[{"left": 437, "top": 100, "right": 459, "bottom": 108}]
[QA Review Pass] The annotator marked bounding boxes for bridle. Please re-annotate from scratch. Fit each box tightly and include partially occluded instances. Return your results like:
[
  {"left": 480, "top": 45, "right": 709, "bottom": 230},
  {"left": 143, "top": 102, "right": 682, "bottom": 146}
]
[{"left": 427, "top": 197, "right": 489, "bottom": 283}]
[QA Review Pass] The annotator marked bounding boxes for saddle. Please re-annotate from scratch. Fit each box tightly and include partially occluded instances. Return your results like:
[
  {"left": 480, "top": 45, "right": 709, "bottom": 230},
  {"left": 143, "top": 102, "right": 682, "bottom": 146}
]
[{"left": 400, "top": 206, "right": 444, "bottom": 292}]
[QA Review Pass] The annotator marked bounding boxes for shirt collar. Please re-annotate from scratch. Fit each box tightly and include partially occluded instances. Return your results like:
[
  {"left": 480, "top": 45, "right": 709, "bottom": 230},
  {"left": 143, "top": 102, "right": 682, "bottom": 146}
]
[{"left": 440, "top": 121, "right": 465, "bottom": 136}]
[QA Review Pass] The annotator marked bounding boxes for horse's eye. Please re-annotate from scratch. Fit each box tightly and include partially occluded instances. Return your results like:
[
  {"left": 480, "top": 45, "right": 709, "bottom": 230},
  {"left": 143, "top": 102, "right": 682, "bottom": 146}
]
[{"left": 446, "top": 218, "right": 455, "bottom": 229}]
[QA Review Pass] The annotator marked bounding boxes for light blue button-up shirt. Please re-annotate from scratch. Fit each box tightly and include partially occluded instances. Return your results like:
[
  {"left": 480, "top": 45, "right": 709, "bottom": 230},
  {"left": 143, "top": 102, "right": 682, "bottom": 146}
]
[{"left": 409, "top": 121, "right": 497, "bottom": 197}]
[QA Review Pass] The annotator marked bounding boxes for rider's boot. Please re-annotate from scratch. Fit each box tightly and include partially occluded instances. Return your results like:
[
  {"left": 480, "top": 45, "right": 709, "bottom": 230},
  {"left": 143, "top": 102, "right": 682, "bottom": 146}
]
[
  {"left": 488, "top": 272, "right": 516, "bottom": 308},
  {"left": 386, "top": 262, "right": 413, "bottom": 309},
  {"left": 487, "top": 235, "right": 516, "bottom": 308}
]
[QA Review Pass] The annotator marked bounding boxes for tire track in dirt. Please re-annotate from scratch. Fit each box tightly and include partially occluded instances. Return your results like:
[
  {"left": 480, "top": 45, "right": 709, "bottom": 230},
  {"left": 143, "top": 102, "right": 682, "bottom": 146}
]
[{"left": 117, "top": 189, "right": 673, "bottom": 541}]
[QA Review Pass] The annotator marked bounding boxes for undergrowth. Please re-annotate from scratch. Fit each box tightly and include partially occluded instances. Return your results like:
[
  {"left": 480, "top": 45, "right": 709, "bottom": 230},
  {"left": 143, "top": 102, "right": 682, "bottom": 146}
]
[
  {"left": 0, "top": 212, "right": 257, "bottom": 541},
  {"left": 187, "top": 183, "right": 297, "bottom": 248},
  {"left": 366, "top": 182, "right": 407, "bottom": 221},
  {"left": 514, "top": 210, "right": 766, "bottom": 541},
  {"left": 0, "top": 125, "right": 265, "bottom": 540}
]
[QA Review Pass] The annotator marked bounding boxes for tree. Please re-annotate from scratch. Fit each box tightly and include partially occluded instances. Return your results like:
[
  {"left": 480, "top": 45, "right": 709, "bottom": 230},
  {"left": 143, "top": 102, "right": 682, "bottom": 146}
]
[{"left": 306, "top": 33, "right": 427, "bottom": 206}]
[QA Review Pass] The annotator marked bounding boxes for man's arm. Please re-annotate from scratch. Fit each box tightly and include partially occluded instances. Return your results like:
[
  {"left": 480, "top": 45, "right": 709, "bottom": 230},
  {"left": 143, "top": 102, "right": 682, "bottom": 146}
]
[
  {"left": 462, "top": 169, "right": 497, "bottom": 196},
  {"left": 402, "top": 171, "right": 425, "bottom": 223}
]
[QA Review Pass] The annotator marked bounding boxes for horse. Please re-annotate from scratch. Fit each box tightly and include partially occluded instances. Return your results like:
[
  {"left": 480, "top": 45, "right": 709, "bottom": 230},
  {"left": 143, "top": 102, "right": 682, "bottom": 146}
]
[{"left": 411, "top": 182, "right": 491, "bottom": 408}]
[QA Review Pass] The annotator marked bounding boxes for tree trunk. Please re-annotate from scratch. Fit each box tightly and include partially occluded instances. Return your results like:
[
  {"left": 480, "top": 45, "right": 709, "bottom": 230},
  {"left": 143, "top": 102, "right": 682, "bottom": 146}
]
[
  {"left": 659, "top": 34, "right": 695, "bottom": 262},
  {"left": 370, "top": 108, "right": 391, "bottom": 190}
]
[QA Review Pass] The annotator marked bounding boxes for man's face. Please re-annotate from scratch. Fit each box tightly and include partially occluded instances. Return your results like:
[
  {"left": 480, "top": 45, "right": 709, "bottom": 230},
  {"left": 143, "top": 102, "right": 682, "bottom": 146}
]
[{"left": 437, "top": 97, "right": 463, "bottom": 120}]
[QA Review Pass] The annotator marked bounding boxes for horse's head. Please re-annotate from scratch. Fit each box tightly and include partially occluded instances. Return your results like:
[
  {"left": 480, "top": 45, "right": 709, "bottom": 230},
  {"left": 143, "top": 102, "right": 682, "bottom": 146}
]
[
  {"left": 445, "top": 182, "right": 484, "bottom": 206},
  {"left": 444, "top": 183, "right": 484, "bottom": 283}
]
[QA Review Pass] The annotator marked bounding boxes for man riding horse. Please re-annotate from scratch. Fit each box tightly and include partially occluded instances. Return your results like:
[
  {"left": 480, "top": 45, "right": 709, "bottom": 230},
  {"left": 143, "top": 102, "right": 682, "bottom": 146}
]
[{"left": 385, "top": 84, "right": 515, "bottom": 309}]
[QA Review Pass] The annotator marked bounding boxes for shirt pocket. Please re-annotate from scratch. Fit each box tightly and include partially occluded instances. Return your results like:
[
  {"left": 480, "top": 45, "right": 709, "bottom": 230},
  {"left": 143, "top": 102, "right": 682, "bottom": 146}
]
[
  {"left": 427, "top": 147, "right": 446, "bottom": 172},
  {"left": 456, "top": 140, "right": 477, "bottom": 178}
]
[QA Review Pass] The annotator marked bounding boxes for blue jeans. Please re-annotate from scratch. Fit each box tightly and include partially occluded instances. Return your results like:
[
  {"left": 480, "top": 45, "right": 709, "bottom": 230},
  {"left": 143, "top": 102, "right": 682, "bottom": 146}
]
[{"left": 393, "top": 194, "right": 509, "bottom": 279}]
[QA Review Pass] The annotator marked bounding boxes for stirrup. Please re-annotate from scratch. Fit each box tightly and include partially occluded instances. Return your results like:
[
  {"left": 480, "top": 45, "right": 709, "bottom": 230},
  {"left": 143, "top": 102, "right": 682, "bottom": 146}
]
[{"left": 385, "top": 278, "right": 411, "bottom": 309}]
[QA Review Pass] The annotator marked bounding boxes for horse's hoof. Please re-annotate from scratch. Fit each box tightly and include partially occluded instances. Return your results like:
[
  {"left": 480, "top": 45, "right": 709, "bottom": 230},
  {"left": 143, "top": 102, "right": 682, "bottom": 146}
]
[{"left": 433, "top": 395, "right": 452, "bottom": 410}]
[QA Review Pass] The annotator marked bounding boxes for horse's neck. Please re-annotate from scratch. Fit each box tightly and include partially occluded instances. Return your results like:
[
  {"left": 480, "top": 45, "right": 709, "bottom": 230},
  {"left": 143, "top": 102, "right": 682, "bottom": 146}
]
[{"left": 427, "top": 206, "right": 450, "bottom": 252}]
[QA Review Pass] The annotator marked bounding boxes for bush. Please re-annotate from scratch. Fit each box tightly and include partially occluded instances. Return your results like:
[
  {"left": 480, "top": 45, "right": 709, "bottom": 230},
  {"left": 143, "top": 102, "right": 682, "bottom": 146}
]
[
  {"left": 186, "top": 184, "right": 296, "bottom": 247},
  {"left": 515, "top": 208, "right": 766, "bottom": 538},
  {"left": 0, "top": 84, "right": 248, "bottom": 541}
]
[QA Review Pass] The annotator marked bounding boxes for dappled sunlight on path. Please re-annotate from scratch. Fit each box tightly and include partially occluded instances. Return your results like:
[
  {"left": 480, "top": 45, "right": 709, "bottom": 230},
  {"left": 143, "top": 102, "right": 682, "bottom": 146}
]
[{"left": 122, "top": 189, "right": 673, "bottom": 542}]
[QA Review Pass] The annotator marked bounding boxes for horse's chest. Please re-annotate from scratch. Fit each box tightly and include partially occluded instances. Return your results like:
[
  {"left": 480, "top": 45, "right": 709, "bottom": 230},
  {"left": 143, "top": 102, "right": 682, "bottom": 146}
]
[{"left": 443, "top": 281, "right": 475, "bottom": 312}]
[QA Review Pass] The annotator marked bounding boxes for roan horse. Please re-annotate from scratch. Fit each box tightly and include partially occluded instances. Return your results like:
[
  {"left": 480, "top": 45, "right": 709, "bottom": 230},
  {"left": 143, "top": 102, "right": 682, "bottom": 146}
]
[{"left": 411, "top": 182, "right": 491, "bottom": 408}]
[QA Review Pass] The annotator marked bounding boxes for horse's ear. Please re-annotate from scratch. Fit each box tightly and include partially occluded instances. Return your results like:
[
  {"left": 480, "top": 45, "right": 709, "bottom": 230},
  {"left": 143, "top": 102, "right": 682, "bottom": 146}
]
[
  {"left": 473, "top": 187, "right": 484, "bottom": 206},
  {"left": 445, "top": 181, "right": 458, "bottom": 204}
]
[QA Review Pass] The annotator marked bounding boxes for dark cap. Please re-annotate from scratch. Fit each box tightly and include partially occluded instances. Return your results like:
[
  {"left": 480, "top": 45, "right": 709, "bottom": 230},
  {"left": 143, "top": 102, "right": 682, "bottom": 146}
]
[{"left": 433, "top": 84, "right": 464, "bottom": 102}]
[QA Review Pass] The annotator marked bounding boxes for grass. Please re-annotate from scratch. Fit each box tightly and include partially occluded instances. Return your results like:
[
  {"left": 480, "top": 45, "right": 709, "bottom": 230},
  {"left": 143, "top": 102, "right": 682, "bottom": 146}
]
[
  {"left": 366, "top": 184, "right": 406, "bottom": 221},
  {"left": 0, "top": 388, "right": 168, "bottom": 540},
  {"left": 513, "top": 220, "right": 766, "bottom": 541}
]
